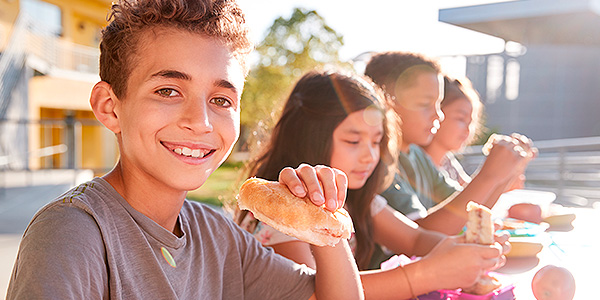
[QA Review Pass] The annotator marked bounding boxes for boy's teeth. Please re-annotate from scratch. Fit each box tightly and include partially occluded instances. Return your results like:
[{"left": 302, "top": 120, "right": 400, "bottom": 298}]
[
  {"left": 173, "top": 146, "right": 209, "bottom": 158},
  {"left": 191, "top": 149, "right": 201, "bottom": 157}
]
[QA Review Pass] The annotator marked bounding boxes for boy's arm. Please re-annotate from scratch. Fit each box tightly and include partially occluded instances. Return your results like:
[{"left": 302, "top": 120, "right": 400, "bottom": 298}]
[
  {"left": 310, "top": 240, "right": 364, "bottom": 300},
  {"left": 417, "top": 134, "right": 536, "bottom": 235},
  {"left": 7, "top": 204, "right": 107, "bottom": 299},
  {"left": 417, "top": 173, "right": 498, "bottom": 234},
  {"left": 279, "top": 164, "right": 363, "bottom": 300}
]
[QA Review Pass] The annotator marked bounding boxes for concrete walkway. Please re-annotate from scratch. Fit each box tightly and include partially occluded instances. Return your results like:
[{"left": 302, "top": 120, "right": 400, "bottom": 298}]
[{"left": 0, "top": 184, "right": 71, "bottom": 299}]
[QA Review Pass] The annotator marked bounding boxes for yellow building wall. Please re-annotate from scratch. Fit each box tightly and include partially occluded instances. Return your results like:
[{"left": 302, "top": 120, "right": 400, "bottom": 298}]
[
  {"left": 3, "top": 0, "right": 117, "bottom": 171},
  {"left": 0, "top": 0, "right": 20, "bottom": 51},
  {"left": 29, "top": 75, "right": 118, "bottom": 172},
  {"left": 42, "top": 0, "right": 111, "bottom": 47}
]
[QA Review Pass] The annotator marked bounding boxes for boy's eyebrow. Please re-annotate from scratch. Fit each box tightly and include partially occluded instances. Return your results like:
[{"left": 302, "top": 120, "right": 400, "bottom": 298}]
[
  {"left": 150, "top": 70, "right": 192, "bottom": 81},
  {"left": 215, "top": 79, "right": 238, "bottom": 94},
  {"left": 148, "top": 71, "right": 239, "bottom": 95}
]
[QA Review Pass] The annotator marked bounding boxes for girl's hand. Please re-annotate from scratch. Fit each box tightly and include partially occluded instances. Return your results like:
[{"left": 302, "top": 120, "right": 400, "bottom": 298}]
[
  {"left": 278, "top": 164, "right": 348, "bottom": 212},
  {"left": 420, "top": 235, "right": 503, "bottom": 289},
  {"left": 493, "top": 231, "right": 510, "bottom": 269}
]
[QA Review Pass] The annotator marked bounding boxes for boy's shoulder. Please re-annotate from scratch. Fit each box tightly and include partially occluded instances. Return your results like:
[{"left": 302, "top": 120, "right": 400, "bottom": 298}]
[
  {"left": 27, "top": 177, "right": 129, "bottom": 236},
  {"left": 408, "top": 144, "right": 439, "bottom": 172},
  {"left": 42, "top": 177, "right": 119, "bottom": 215}
]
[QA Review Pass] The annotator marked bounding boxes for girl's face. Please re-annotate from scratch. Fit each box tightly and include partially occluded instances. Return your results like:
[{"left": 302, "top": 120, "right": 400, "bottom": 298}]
[
  {"left": 330, "top": 108, "right": 384, "bottom": 190},
  {"left": 433, "top": 97, "right": 473, "bottom": 152}
]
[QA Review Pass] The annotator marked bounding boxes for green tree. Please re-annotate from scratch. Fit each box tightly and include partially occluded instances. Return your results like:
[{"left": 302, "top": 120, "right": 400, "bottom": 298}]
[{"left": 240, "top": 7, "right": 350, "bottom": 147}]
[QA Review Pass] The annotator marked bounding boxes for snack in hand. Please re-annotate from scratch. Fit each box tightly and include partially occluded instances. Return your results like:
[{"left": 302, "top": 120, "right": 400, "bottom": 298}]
[
  {"left": 462, "top": 201, "right": 502, "bottom": 295},
  {"left": 237, "top": 177, "right": 354, "bottom": 247},
  {"left": 465, "top": 201, "right": 494, "bottom": 245}
]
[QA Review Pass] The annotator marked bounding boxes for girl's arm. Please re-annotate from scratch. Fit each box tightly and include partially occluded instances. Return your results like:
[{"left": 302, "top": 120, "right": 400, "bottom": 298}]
[
  {"left": 268, "top": 224, "right": 503, "bottom": 299},
  {"left": 361, "top": 236, "right": 504, "bottom": 299},
  {"left": 372, "top": 205, "right": 444, "bottom": 256}
]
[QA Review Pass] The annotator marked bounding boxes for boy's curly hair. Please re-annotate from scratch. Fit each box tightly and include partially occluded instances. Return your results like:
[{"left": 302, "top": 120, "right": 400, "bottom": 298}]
[{"left": 99, "top": 0, "right": 253, "bottom": 98}]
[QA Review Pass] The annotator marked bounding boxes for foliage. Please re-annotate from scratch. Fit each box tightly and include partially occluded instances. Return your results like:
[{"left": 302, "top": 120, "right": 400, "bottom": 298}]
[{"left": 240, "top": 8, "right": 351, "bottom": 135}]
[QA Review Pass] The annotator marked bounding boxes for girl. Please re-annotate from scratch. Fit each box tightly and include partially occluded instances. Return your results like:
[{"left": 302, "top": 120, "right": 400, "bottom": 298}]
[
  {"left": 423, "top": 76, "right": 525, "bottom": 190},
  {"left": 423, "top": 75, "right": 484, "bottom": 187},
  {"left": 237, "top": 70, "right": 507, "bottom": 299}
]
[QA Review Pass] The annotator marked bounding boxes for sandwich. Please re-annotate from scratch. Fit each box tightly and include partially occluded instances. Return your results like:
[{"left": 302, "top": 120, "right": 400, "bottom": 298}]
[
  {"left": 462, "top": 201, "right": 502, "bottom": 295},
  {"left": 237, "top": 177, "right": 354, "bottom": 247}
]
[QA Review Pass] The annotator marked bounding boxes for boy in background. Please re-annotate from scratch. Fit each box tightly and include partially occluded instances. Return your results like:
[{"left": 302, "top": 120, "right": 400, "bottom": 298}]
[{"left": 7, "top": 0, "right": 363, "bottom": 299}]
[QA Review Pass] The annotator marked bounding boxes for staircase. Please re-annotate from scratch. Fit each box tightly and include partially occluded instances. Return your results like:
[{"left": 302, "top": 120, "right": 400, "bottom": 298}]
[
  {"left": 0, "top": 14, "right": 28, "bottom": 121},
  {"left": 0, "top": 13, "right": 99, "bottom": 170},
  {"left": 0, "top": 14, "right": 30, "bottom": 170}
]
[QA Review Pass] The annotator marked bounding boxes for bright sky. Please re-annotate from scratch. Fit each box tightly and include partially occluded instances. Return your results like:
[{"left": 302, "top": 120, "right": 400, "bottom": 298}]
[{"left": 237, "top": 0, "right": 511, "bottom": 76}]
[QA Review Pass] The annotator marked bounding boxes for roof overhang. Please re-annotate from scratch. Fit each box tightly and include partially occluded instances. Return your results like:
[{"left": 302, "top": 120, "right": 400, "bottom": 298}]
[{"left": 439, "top": 0, "right": 600, "bottom": 45}]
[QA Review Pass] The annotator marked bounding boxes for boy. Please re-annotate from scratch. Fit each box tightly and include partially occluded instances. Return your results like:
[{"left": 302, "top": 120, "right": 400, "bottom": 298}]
[
  {"left": 364, "top": 51, "right": 536, "bottom": 235},
  {"left": 6, "top": 0, "right": 363, "bottom": 299}
]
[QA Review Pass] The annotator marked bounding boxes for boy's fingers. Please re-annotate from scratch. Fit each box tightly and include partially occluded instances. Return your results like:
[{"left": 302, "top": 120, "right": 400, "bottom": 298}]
[
  {"left": 334, "top": 169, "right": 348, "bottom": 209},
  {"left": 278, "top": 167, "right": 306, "bottom": 198},
  {"left": 315, "top": 166, "right": 338, "bottom": 211},
  {"left": 296, "top": 164, "right": 325, "bottom": 206}
]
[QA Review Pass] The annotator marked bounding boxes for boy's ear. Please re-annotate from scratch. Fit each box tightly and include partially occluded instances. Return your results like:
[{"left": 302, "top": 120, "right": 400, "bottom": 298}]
[{"left": 90, "top": 81, "right": 121, "bottom": 134}]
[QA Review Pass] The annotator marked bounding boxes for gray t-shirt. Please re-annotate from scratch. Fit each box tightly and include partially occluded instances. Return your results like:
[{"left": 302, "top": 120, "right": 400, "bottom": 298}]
[{"left": 7, "top": 177, "right": 315, "bottom": 299}]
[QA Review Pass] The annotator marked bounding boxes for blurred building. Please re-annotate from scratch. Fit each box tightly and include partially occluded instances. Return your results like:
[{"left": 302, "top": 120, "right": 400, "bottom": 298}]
[
  {"left": 439, "top": 0, "right": 600, "bottom": 141},
  {"left": 0, "top": 0, "right": 116, "bottom": 175}
]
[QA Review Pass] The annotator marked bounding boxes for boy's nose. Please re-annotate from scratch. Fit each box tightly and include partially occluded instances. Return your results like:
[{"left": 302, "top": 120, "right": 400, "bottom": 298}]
[{"left": 180, "top": 100, "right": 214, "bottom": 133}]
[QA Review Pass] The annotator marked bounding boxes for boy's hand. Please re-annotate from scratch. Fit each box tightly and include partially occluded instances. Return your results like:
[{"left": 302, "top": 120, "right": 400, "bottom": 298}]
[
  {"left": 278, "top": 164, "right": 348, "bottom": 212},
  {"left": 479, "top": 133, "right": 537, "bottom": 183}
]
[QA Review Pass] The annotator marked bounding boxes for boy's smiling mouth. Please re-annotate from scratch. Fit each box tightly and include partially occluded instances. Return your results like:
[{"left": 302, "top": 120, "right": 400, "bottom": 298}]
[
  {"left": 161, "top": 142, "right": 216, "bottom": 159},
  {"left": 173, "top": 146, "right": 215, "bottom": 158}
]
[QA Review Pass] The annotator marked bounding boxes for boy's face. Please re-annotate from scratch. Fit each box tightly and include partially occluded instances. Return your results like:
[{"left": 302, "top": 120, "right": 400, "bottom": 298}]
[
  {"left": 393, "top": 72, "right": 444, "bottom": 148},
  {"left": 113, "top": 28, "right": 245, "bottom": 192}
]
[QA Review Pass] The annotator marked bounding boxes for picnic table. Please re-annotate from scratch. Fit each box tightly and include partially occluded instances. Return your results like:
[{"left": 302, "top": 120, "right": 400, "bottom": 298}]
[{"left": 493, "top": 190, "right": 599, "bottom": 299}]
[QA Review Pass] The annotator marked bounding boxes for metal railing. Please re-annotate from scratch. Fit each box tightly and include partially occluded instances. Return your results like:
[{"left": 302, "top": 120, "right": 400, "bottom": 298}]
[
  {"left": 459, "top": 136, "right": 600, "bottom": 207},
  {"left": 0, "top": 14, "right": 28, "bottom": 119}
]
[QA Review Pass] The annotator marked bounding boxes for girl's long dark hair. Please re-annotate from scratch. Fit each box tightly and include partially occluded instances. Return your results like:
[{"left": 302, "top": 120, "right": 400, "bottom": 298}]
[{"left": 237, "top": 70, "right": 399, "bottom": 269}]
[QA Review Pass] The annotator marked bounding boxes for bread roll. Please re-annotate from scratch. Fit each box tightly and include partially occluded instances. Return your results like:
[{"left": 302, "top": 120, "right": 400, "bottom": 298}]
[
  {"left": 462, "top": 201, "right": 502, "bottom": 295},
  {"left": 237, "top": 177, "right": 354, "bottom": 247}
]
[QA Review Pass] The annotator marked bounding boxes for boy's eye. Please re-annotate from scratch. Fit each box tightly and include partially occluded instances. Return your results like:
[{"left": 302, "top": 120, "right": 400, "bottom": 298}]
[
  {"left": 210, "top": 97, "right": 232, "bottom": 108},
  {"left": 156, "top": 88, "right": 179, "bottom": 97}
]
